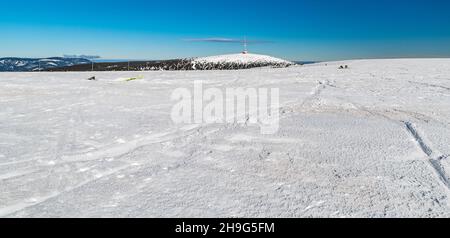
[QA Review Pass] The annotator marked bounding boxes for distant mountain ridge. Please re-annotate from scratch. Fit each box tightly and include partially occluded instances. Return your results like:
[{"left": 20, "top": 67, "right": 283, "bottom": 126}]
[
  {"left": 49, "top": 53, "right": 295, "bottom": 71},
  {"left": 0, "top": 57, "right": 91, "bottom": 72}
]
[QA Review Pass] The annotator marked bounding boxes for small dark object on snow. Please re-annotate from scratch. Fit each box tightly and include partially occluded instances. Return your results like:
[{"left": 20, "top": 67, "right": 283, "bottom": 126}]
[
  {"left": 87, "top": 76, "right": 96, "bottom": 81},
  {"left": 345, "top": 65, "right": 349, "bottom": 69},
  {"left": 339, "top": 65, "right": 344, "bottom": 69},
  {"left": 339, "top": 65, "right": 349, "bottom": 69}
]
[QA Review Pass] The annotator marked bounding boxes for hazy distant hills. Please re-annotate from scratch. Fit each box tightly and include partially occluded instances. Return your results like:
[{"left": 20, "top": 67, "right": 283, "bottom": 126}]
[{"left": 0, "top": 57, "right": 91, "bottom": 72}]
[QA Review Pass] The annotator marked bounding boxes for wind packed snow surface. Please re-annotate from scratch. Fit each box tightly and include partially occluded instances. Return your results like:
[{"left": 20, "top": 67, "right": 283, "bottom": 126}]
[{"left": 1, "top": 59, "right": 450, "bottom": 218}]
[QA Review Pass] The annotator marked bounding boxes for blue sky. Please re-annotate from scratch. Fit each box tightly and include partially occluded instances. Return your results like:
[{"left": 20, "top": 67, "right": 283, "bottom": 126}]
[{"left": 1, "top": 0, "right": 450, "bottom": 61}]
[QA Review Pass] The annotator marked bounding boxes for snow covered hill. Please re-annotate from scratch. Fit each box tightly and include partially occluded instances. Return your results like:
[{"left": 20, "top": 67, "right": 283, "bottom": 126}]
[
  {"left": 50, "top": 53, "right": 295, "bottom": 71},
  {"left": 192, "top": 53, "right": 294, "bottom": 70},
  {"left": 0, "top": 57, "right": 91, "bottom": 72},
  {"left": 194, "top": 53, "right": 293, "bottom": 65}
]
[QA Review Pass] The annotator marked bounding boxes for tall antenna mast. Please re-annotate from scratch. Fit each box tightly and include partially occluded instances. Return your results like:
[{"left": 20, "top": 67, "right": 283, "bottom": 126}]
[{"left": 242, "top": 36, "right": 248, "bottom": 54}]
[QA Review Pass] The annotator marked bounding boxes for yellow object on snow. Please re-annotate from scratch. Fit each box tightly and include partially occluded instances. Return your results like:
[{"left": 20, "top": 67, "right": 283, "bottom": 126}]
[{"left": 125, "top": 75, "right": 144, "bottom": 82}]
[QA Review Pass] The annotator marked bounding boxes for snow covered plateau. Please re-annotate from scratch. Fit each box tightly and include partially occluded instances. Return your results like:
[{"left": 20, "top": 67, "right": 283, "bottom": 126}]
[{"left": 1, "top": 58, "right": 450, "bottom": 218}]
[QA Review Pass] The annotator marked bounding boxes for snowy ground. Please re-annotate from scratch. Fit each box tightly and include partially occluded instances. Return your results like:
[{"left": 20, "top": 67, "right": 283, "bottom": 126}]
[{"left": 1, "top": 59, "right": 450, "bottom": 218}]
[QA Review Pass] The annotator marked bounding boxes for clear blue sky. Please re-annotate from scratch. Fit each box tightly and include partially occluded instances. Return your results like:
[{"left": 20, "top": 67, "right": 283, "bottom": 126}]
[{"left": 2, "top": 0, "right": 450, "bottom": 61}]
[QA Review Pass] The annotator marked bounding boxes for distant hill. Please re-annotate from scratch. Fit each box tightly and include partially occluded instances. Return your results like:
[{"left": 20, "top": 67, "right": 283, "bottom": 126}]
[
  {"left": 49, "top": 53, "right": 295, "bottom": 71},
  {"left": 294, "top": 61, "right": 318, "bottom": 65},
  {"left": 191, "top": 53, "right": 294, "bottom": 70},
  {"left": 0, "top": 57, "right": 91, "bottom": 72}
]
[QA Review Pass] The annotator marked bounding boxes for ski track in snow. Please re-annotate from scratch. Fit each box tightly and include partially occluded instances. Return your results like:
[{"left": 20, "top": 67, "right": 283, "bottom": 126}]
[
  {"left": 403, "top": 122, "right": 450, "bottom": 193},
  {"left": 1, "top": 58, "right": 450, "bottom": 217}
]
